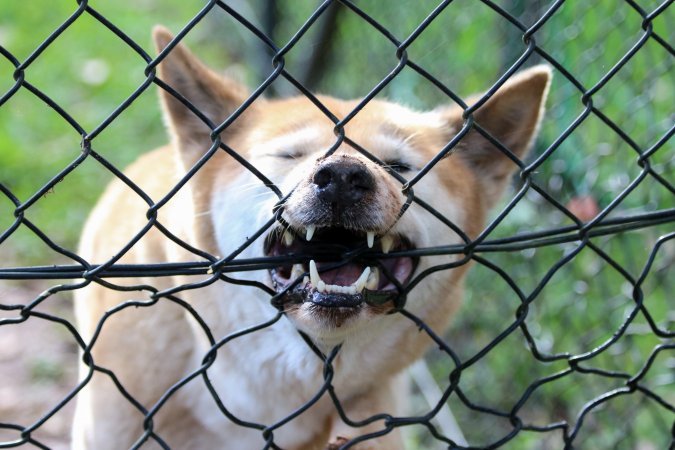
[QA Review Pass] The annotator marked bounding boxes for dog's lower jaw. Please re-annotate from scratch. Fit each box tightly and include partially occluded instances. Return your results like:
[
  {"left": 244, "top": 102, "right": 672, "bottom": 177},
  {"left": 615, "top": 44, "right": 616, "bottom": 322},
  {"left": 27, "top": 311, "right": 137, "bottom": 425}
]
[{"left": 286, "top": 302, "right": 372, "bottom": 344}]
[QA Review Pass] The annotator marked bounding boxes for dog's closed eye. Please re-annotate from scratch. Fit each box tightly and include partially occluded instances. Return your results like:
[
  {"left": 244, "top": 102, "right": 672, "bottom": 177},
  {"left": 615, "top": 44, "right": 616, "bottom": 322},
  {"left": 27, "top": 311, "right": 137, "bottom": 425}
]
[
  {"left": 277, "top": 152, "right": 305, "bottom": 160},
  {"left": 263, "top": 150, "right": 307, "bottom": 160},
  {"left": 384, "top": 159, "right": 413, "bottom": 173}
]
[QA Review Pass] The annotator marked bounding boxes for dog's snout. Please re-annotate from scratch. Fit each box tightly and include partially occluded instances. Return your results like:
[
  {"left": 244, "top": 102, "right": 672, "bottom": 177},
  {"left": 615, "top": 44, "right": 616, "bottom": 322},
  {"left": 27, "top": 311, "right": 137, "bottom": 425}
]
[{"left": 312, "top": 159, "right": 375, "bottom": 206}]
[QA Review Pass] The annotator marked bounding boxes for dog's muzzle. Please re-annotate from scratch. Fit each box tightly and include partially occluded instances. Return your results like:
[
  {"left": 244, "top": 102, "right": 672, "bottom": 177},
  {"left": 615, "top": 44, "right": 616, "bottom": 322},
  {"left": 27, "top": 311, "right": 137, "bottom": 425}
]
[{"left": 265, "top": 156, "right": 416, "bottom": 312}]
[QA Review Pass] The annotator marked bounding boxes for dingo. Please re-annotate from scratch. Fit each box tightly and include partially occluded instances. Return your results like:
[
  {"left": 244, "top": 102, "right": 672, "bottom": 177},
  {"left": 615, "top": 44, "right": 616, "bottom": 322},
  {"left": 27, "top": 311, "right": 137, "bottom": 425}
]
[{"left": 72, "top": 26, "right": 550, "bottom": 450}]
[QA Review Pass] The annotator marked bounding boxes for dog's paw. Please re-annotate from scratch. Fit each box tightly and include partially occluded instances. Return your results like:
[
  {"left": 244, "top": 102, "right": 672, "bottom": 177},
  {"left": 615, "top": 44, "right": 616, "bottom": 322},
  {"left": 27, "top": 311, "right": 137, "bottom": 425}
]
[{"left": 326, "top": 436, "right": 350, "bottom": 450}]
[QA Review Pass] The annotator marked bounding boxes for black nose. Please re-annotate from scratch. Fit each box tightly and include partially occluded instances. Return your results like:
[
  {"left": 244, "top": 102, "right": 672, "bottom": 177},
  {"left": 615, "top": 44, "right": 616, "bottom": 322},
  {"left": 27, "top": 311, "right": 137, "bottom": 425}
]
[{"left": 312, "top": 159, "right": 375, "bottom": 207}]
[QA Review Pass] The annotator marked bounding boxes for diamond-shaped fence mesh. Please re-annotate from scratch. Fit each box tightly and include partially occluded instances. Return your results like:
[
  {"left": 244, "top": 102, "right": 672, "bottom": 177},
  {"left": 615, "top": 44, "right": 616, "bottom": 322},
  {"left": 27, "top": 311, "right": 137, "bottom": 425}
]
[{"left": 0, "top": 1, "right": 673, "bottom": 449}]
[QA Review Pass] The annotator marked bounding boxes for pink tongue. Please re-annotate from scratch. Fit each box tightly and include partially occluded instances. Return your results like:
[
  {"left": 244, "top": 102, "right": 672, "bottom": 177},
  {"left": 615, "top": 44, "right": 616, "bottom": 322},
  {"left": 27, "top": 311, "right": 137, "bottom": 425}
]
[{"left": 316, "top": 263, "right": 363, "bottom": 286}]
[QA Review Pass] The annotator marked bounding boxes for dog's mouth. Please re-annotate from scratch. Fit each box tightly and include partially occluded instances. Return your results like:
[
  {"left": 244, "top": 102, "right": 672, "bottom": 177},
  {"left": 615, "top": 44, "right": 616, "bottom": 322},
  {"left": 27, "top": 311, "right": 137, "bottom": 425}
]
[{"left": 264, "top": 226, "right": 418, "bottom": 311}]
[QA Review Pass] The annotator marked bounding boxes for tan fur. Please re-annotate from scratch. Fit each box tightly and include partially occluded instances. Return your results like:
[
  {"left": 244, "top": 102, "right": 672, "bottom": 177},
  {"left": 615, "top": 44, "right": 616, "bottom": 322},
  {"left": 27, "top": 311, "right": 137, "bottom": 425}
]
[{"left": 72, "top": 26, "right": 550, "bottom": 449}]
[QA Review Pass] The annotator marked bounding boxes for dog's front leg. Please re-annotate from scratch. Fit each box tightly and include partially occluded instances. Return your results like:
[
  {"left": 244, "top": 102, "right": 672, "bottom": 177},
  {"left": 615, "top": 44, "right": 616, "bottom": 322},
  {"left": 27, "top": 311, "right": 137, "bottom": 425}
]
[{"left": 326, "top": 379, "right": 406, "bottom": 450}]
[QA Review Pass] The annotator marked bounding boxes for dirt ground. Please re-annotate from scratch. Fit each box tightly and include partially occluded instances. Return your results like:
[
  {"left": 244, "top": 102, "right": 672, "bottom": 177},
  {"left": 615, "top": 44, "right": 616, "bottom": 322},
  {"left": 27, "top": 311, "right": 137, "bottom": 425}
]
[{"left": 0, "top": 281, "right": 77, "bottom": 449}]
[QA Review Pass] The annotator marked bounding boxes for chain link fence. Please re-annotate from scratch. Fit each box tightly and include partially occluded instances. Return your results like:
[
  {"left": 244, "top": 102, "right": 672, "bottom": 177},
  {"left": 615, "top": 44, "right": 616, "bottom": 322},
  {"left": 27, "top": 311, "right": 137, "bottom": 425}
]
[{"left": 0, "top": 1, "right": 673, "bottom": 449}]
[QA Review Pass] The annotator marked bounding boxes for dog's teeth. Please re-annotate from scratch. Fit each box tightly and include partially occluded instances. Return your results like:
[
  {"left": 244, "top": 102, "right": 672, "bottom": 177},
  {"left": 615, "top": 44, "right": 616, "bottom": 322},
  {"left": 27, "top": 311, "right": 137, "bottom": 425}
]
[
  {"left": 291, "top": 264, "right": 304, "bottom": 280},
  {"left": 303, "top": 276, "right": 309, "bottom": 286},
  {"left": 283, "top": 230, "right": 294, "bottom": 247},
  {"left": 354, "top": 266, "right": 371, "bottom": 293},
  {"left": 365, "top": 267, "right": 380, "bottom": 291},
  {"left": 306, "top": 225, "right": 316, "bottom": 242},
  {"left": 310, "top": 262, "right": 374, "bottom": 295},
  {"left": 381, "top": 235, "right": 394, "bottom": 254},
  {"left": 321, "top": 283, "right": 361, "bottom": 295},
  {"left": 367, "top": 231, "right": 375, "bottom": 249},
  {"left": 309, "top": 260, "right": 321, "bottom": 287},
  {"left": 325, "top": 284, "right": 343, "bottom": 294},
  {"left": 345, "top": 285, "right": 355, "bottom": 295}
]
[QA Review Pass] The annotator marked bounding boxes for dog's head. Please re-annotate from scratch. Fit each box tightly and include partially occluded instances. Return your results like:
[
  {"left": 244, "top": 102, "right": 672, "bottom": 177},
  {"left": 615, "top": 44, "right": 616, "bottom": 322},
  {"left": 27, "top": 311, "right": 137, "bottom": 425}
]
[{"left": 153, "top": 27, "right": 550, "bottom": 340}]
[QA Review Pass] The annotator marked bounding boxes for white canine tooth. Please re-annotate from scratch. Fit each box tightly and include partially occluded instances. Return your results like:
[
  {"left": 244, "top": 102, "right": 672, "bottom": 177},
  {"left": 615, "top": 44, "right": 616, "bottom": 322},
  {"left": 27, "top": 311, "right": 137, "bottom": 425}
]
[
  {"left": 365, "top": 267, "right": 379, "bottom": 290},
  {"left": 306, "top": 225, "right": 316, "bottom": 242},
  {"left": 317, "top": 280, "right": 326, "bottom": 293},
  {"left": 309, "top": 260, "right": 321, "bottom": 287},
  {"left": 303, "top": 276, "right": 309, "bottom": 285},
  {"left": 291, "top": 264, "right": 304, "bottom": 280},
  {"left": 381, "top": 234, "right": 394, "bottom": 254},
  {"left": 283, "top": 230, "right": 294, "bottom": 247},
  {"left": 354, "top": 267, "right": 371, "bottom": 293},
  {"left": 367, "top": 231, "right": 375, "bottom": 248}
]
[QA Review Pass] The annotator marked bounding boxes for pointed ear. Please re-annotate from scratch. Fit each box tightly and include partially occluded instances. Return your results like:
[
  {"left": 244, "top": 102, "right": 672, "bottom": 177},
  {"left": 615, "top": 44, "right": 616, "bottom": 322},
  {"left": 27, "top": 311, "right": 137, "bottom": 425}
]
[
  {"left": 441, "top": 65, "right": 551, "bottom": 207},
  {"left": 152, "top": 26, "right": 251, "bottom": 168}
]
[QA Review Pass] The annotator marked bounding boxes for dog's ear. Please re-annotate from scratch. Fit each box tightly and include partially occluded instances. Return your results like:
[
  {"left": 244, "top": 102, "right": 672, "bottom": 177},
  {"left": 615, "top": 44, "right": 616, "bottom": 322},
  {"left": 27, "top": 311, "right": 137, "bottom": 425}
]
[
  {"left": 440, "top": 66, "right": 551, "bottom": 207},
  {"left": 152, "top": 26, "right": 251, "bottom": 169}
]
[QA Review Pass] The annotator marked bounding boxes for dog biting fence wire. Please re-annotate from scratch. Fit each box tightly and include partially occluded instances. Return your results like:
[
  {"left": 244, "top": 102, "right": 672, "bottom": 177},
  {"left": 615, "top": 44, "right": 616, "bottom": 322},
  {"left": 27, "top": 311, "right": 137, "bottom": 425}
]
[{"left": 0, "top": 1, "right": 673, "bottom": 449}]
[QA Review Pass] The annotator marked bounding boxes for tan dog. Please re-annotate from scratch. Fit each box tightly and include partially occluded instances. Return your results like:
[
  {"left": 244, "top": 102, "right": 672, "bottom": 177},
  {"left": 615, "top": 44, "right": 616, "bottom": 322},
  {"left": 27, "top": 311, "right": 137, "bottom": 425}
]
[{"left": 71, "top": 26, "right": 550, "bottom": 450}]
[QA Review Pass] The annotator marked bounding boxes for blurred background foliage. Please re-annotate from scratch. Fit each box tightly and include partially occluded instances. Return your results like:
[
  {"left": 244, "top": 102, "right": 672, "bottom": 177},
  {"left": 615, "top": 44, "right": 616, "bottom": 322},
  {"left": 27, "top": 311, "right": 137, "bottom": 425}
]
[{"left": 0, "top": 0, "right": 673, "bottom": 449}]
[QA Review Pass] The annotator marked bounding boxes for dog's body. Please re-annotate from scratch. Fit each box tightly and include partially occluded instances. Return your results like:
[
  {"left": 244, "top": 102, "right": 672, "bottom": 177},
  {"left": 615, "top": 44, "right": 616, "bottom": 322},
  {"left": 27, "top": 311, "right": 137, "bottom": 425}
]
[{"left": 72, "top": 27, "right": 550, "bottom": 450}]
